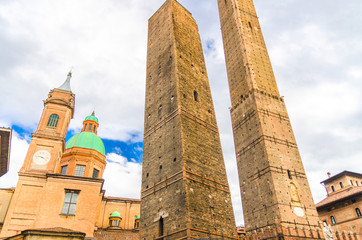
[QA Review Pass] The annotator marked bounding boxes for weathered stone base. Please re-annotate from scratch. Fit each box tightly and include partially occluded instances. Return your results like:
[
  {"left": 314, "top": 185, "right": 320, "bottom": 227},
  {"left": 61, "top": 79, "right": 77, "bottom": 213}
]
[{"left": 244, "top": 221, "right": 360, "bottom": 240}]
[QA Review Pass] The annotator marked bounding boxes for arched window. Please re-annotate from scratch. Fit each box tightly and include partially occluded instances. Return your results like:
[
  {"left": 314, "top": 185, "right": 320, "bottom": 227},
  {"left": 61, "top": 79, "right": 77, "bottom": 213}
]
[
  {"left": 330, "top": 216, "right": 336, "bottom": 224},
  {"left": 289, "top": 183, "right": 300, "bottom": 202},
  {"left": 47, "top": 114, "right": 59, "bottom": 128},
  {"left": 339, "top": 182, "right": 344, "bottom": 188},
  {"left": 331, "top": 186, "right": 335, "bottom": 192},
  {"left": 356, "top": 208, "right": 361, "bottom": 217}
]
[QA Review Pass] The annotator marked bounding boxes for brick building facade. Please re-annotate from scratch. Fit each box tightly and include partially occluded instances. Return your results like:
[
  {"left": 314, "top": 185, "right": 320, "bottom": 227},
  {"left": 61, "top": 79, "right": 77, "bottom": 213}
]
[
  {"left": 316, "top": 171, "right": 362, "bottom": 237},
  {"left": 0, "top": 73, "right": 140, "bottom": 239}
]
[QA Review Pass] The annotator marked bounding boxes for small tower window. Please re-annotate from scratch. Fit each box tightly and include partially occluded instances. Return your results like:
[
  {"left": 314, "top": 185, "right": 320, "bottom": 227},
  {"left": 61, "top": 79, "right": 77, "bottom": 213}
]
[
  {"left": 61, "top": 165, "right": 68, "bottom": 175},
  {"left": 287, "top": 170, "right": 292, "bottom": 179},
  {"left": 159, "top": 217, "right": 164, "bottom": 237},
  {"left": 84, "top": 124, "right": 87, "bottom": 131},
  {"left": 330, "top": 216, "right": 336, "bottom": 224},
  {"left": 47, "top": 114, "right": 59, "bottom": 128},
  {"left": 331, "top": 186, "right": 335, "bottom": 192},
  {"left": 93, "top": 125, "right": 96, "bottom": 132},
  {"left": 356, "top": 208, "right": 361, "bottom": 217},
  {"left": 74, "top": 165, "right": 86, "bottom": 177},
  {"left": 88, "top": 124, "right": 93, "bottom": 131},
  {"left": 92, "top": 168, "right": 99, "bottom": 178},
  {"left": 339, "top": 182, "right": 344, "bottom": 188},
  {"left": 194, "top": 91, "right": 198, "bottom": 102}
]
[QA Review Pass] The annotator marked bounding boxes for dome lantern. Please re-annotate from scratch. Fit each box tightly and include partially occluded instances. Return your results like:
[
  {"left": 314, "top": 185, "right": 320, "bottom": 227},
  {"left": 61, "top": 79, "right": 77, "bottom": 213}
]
[{"left": 82, "top": 111, "right": 99, "bottom": 134}]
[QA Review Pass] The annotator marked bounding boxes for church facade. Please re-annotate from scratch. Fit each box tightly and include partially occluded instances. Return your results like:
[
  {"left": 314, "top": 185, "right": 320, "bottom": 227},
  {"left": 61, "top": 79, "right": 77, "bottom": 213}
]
[{"left": 0, "top": 73, "right": 140, "bottom": 239}]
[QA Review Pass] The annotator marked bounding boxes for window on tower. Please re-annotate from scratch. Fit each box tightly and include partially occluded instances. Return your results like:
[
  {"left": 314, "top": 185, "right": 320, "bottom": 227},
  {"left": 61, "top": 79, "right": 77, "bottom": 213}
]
[
  {"left": 47, "top": 114, "right": 59, "bottom": 128},
  {"left": 194, "top": 90, "right": 198, "bottom": 102},
  {"left": 356, "top": 208, "right": 361, "bottom": 217},
  {"left": 88, "top": 124, "right": 93, "bottom": 132},
  {"left": 159, "top": 217, "right": 164, "bottom": 238},
  {"left": 61, "top": 190, "right": 79, "bottom": 215},
  {"left": 92, "top": 168, "right": 99, "bottom": 178},
  {"left": 330, "top": 216, "right": 336, "bottom": 224},
  {"left": 61, "top": 165, "right": 68, "bottom": 175},
  {"left": 339, "top": 182, "right": 344, "bottom": 188},
  {"left": 74, "top": 165, "right": 86, "bottom": 177}
]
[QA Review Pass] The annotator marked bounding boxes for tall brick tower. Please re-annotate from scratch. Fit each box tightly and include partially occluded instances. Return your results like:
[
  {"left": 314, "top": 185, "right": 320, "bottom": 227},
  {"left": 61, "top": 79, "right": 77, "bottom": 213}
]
[
  {"left": 141, "top": 1, "right": 237, "bottom": 239},
  {"left": 217, "top": 0, "right": 323, "bottom": 239}
]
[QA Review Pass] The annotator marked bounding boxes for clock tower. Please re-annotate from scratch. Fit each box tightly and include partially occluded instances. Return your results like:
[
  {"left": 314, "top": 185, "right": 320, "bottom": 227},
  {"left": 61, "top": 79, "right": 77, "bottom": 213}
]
[
  {"left": 0, "top": 73, "right": 78, "bottom": 238},
  {"left": 20, "top": 72, "right": 75, "bottom": 174}
]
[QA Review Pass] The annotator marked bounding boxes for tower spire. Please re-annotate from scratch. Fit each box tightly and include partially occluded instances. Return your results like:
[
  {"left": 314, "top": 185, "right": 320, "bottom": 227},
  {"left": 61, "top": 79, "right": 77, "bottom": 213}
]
[{"left": 57, "top": 71, "right": 72, "bottom": 92}]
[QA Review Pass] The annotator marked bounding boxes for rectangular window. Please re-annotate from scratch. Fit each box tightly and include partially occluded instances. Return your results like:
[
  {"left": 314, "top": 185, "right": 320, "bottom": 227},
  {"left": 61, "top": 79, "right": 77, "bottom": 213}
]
[
  {"left": 88, "top": 124, "right": 93, "bottom": 131},
  {"left": 61, "top": 165, "right": 68, "bottom": 175},
  {"left": 92, "top": 168, "right": 99, "bottom": 178},
  {"left": 61, "top": 190, "right": 79, "bottom": 215},
  {"left": 74, "top": 165, "right": 86, "bottom": 177}
]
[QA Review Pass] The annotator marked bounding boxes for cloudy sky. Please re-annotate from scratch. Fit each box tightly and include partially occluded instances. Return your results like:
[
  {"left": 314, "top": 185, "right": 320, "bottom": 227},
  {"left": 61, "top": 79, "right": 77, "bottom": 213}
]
[{"left": 0, "top": 0, "right": 361, "bottom": 226}]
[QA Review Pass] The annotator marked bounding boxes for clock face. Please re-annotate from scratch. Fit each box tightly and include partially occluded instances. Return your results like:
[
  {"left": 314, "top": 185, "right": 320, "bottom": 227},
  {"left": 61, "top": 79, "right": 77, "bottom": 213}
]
[
  {"left": 33, "top": 150, "right": 51, "bottom": 165},
  {"left": 293, "top": 207, "right": 305, "bottom": 217}
]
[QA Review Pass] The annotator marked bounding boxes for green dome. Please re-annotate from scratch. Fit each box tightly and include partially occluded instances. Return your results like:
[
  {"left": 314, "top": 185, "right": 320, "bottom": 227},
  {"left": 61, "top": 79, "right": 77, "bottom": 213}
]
[
  {"left": 65, "top": 131, "right": 105, "bottom": 155},
  {"left": 135, "top": 214, "right": 140, "bottom": 220},
  {"left": 110, "top": 211, "right": 121, "bottom": 218},
  {"left": 85, "top": 114, "right": 98, "bottom": 123}
]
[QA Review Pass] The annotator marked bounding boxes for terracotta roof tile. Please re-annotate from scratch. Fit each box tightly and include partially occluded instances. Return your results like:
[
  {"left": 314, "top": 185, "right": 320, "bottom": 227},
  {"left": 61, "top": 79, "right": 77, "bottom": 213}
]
[{"left": 316, "top": 186, "right": 362, "bottom": 208}]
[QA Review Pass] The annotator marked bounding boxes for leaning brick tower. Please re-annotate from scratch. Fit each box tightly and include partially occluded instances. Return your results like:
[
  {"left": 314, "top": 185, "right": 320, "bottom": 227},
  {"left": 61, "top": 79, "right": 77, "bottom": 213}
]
[
  {"left": 217, "top": 0, "right": 323, "bottom": 239},
  {"left": 140, "top": 0, "right": 238, "bottom": 239}
]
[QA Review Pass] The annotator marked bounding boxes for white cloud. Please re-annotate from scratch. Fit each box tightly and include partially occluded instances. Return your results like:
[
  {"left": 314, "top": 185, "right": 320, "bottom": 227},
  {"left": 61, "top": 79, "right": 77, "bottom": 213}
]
[{"left": 102, "top": 153, "right": 142, "bottom": 199}]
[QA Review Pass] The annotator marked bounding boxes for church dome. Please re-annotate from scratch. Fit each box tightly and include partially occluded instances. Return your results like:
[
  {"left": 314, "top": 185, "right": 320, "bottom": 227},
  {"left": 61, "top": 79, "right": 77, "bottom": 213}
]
[
  {"left": 65, "top": 132, "right": 105, "bottom": 155},
  {"left": 65, "top": 112, "right": 105, "bottom": 155},
  {"left": 85, "top": 114, "right": 98, "bottom": 123},
  {"left": 110, "top": 210, "right": 122, "bottom": 218}
]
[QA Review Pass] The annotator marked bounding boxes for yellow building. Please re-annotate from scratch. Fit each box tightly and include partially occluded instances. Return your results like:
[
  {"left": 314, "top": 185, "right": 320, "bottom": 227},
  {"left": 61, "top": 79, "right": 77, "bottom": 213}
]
[{"left": 0, "top": 73, "right": 140, "bottom": 239}]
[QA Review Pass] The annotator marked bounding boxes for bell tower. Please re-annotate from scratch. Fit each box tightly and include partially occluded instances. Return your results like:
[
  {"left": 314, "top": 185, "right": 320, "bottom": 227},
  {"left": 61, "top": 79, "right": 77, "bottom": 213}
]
[
  {"left": 217, "top": 0, "right": 323, "bottom": 239},
  {"left": 20, "top": 72, "right": 75, "bottom": 174}
]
